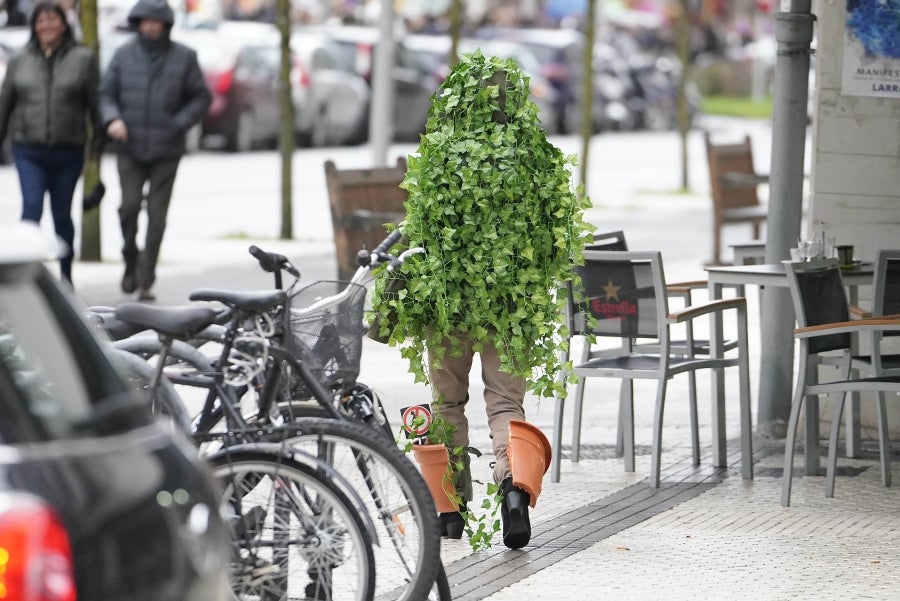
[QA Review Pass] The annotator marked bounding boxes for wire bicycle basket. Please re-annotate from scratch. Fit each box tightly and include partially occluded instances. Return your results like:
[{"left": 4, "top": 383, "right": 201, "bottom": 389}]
[{"left": 286, "top": 281, "right": 368, "bottom": 396}]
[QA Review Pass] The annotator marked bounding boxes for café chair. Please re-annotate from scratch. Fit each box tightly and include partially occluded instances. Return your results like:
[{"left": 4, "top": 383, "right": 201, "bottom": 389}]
[
  {"left": 565, "top": 232, "right": 739, "bottom": 470},
  {"left": 551, "top": 250, "right": 753, "bottom": 488},
  {"left": 704, "top": 132, "right": 768, "bottom": 266},
  {"left": 828, "top": 250, "right": 900, "bottom": 497},
  {"left": 586, "top": 230, "right": 628, "bottom": 252},
  {"left": 781, "top": 258, "right": 900, "bottom": 506}
]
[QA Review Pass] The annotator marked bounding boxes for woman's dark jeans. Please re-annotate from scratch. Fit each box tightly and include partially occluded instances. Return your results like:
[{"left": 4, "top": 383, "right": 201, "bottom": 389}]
[{"left": 13, "top": 143, "right": 85, "bottom": 282}]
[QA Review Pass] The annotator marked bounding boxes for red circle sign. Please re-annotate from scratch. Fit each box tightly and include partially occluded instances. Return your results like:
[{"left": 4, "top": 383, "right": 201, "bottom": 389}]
[{"left": 401, "top": 405, "right": 432, "bottom": 437}]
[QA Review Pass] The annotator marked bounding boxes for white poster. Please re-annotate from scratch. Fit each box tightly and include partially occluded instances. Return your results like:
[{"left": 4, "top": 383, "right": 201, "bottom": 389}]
[{"left": 841, "top": 0, "right": 900, "bottom": 98}]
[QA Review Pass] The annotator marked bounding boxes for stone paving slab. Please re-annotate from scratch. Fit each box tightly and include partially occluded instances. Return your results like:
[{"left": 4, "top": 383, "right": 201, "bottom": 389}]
[{"left": 439, "top": 443, "right": 900, "bottom": 601}]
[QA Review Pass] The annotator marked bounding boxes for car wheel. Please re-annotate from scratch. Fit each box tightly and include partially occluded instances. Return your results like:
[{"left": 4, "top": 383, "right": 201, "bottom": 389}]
[{"left": 228, "top": 110, "right": 254, "bottom": 153}]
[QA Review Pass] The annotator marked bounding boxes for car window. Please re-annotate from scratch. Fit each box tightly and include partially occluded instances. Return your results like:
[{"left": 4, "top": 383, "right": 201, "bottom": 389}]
[
  {"left": 0, "top": 270, "right": 137, "bottom": 441},
  {"left": 310, "top": 47, "right": 337, "bottom": 71},
  {"left": 325, "top": 40, "right": 360, "bottom": 74},
  {"left": 0, "top": 280, "right": 92, "bottom": 437},
  {"left": 521, "top": 42, "right": 556, "bottom": 66}
]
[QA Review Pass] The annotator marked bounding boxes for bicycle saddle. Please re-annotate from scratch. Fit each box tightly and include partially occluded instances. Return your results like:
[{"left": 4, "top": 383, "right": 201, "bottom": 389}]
[
  {"left": 114, "top": 304, "right": 221, "bottom": 340},
  {"left": 189, "top": 288, "right": 287, "bottom": 312}
]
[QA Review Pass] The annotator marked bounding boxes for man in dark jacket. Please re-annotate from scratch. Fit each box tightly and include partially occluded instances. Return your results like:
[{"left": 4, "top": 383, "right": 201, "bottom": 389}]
[{"left": 99, "top": 0, "right": 210, "bottom": 301}]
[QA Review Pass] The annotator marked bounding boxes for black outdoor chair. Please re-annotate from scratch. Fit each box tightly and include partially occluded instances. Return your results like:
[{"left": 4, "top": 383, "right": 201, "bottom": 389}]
[
  {"left": 552, "top": 234, "right": 740, "bottom": 482},
  {"left": 551, "top": 250, "right": 753, "bottom": 487},
  {"left": 781, "top": 257, "right": 900, "bottom": 506}
]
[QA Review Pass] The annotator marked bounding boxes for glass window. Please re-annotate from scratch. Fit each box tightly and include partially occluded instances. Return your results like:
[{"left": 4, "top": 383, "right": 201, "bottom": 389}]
[
  {"left": 0, "top": 280, "right": 92, "bottom": 436},
  {"left": 311, "top": 47, "right": 337, "bottom": 71},
  {"left": 0, "top": 269, "right": 137, "bottom": 441}
]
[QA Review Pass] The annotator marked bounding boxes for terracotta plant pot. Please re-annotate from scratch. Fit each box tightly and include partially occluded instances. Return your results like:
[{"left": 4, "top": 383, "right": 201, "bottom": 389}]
[
  {"left": 411, "top": 443, "right": 459, "bottom": 513},
  {"left": 507, "top": 420, "right": 552, "bottom": 508}
]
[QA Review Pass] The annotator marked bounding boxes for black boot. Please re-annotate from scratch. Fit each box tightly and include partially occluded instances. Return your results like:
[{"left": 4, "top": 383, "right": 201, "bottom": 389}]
[
  {"left": 500, "top": 477, "right": 531, "bottom": 549},
  {"left": 439, "top": 504, "right": 466, "bottom": 539}
]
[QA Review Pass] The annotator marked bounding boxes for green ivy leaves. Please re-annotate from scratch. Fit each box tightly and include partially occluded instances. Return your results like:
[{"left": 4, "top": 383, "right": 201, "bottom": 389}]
[{"left": 372, "top": 51, "right": 594, "bottom": 398}]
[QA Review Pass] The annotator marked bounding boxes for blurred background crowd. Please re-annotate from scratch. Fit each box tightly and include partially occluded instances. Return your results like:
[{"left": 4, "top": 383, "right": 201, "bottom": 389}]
[{"left": 1, "top": 0, "right": 785, "bottom": 157}]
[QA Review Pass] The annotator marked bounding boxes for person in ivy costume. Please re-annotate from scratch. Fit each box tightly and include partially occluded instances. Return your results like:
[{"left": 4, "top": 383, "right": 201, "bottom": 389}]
[{"left": 372, "top": 52, "right": 592, "bottom": 549}]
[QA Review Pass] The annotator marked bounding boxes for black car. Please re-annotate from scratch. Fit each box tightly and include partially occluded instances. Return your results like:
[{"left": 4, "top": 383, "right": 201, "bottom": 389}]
[{"left": 0, "top": 223, "right": 229, "bottom": 600}]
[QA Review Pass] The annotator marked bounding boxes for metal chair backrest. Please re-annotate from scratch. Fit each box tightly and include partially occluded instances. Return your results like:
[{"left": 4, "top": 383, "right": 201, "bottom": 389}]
[
  {"left": 569, "top": 250, "right": 667, "bottom": 341},
  {"left": 585, "top": 230, "right": 628, "bottom": 252},
  {"left": 874, "top": 249, "right": 900, "bottom": 317},
  {"left": 873, "top": 249, "right": 900, "bottom": 338},
  {"left": 785, "top": 258, "right": 852, "bottom": 354}
]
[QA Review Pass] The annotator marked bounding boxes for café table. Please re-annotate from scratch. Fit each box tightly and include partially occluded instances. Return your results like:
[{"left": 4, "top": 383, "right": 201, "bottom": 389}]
[{"left": 704, "top": 261, "right": 874, "bottom": 475}]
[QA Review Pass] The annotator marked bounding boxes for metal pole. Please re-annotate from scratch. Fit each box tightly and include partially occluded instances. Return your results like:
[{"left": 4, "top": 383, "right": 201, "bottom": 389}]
[
  {"left": 370, "top": 0, "right": 396, "bottom": 167},
  {"left": 758, "top": 0, "right": 815, "bottom": 438}
]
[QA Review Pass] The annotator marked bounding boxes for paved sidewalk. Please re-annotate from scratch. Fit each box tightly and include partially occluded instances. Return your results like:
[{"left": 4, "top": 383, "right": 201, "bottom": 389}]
[
  {"left": 58, "top": 216, "right": 896, "bottom": 600},
  {"left": 3, "top": 117, "right": 898, "bottom": 600}
]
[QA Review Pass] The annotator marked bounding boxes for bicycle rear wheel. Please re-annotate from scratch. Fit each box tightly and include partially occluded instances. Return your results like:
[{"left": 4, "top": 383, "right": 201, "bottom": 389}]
[
  {"left": 207, "top": 448, "right": 376, "bottom": 601},
  {"left": 245, "top": 418, "right": 443, "bottom": 601}
]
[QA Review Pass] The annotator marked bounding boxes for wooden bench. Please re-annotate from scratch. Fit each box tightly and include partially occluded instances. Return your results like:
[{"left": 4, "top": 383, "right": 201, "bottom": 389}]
[
  {"left": 324, "top": 158, "right": 408, "bottom": 280},
  {"left": 704, "top": 132, "right": 768, "bottom": 265}
]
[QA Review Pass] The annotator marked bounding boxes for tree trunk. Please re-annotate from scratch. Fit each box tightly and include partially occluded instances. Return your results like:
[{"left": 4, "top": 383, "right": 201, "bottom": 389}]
[
  {"left": 578, "top": 0, "right": 596, "bottom": 200},
  {"left": 277, "top": 0, "right": 294, "bottom": 240},
  {"left": 676, "top": 0, "right": 693, "bottom": 192},
  {"left": 80, "top": 0, "right": 102, "bottom": 261},
  {"left": 448, "top": 0, "right": 463, "bottom": 68}
]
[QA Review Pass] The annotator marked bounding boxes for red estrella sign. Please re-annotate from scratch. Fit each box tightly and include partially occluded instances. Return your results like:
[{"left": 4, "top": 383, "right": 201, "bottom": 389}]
[
  {"left": 590, "top": 297, "right": 637, "bottom": 318},
  {"left": 401, "top": 404, "right": 432, "bottom": 437}
]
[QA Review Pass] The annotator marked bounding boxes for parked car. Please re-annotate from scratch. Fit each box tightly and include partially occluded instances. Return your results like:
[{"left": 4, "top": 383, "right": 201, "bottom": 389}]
[
  {"left": 306, "top": 26, "right": 452, "bottom": 140},
  {"left": 308, "top": 24, "right": 442, "bottom": 140},
  {"left": 315, "top": 26, "right": 560, "bottom": 140},
  {"left": 457, "top": 37, "right": 559, "bottom": 132},
  {"left": 475, "top": 27, "right": 586, "bottom": 134},
  {"left": 0, "top": 222, "right": 230, "bottom": 600},
  {"left": 393, "top": 33, "right": 451, "bottom": 139},
  {"left": 290, "top": 30, "right": 370, "bottom": 147},
  {"left": 175, "top": 24, "right": 283, "bottom": 152}
]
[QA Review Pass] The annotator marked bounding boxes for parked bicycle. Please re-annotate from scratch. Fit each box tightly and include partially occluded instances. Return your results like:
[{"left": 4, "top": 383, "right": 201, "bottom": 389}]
[{"left": 94, "top": 231, "right": 449, "bottom": 600}]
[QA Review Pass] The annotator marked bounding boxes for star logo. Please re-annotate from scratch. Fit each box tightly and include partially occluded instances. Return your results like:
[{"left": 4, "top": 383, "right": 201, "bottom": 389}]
[{"left": 602, "top": 278, "right": 620, "bottom": 302}]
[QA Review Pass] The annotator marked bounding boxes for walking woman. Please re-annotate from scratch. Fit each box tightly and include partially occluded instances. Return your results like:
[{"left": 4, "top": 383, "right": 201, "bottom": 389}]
[{"left": 0, "top": 1, "right": 102, "bottom": 285}]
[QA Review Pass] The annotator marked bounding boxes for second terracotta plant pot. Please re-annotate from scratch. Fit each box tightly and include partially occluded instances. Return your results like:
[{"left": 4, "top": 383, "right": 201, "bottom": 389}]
[
  {"left": 507, "top": 420, "right": 552, "bottom": 508},
  {"left": 411, "top": 443, "right": 459, "bottom": 513}
]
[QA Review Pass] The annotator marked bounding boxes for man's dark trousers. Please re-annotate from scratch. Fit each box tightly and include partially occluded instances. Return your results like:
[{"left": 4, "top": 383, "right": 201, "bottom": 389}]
[{"left": 117, "top": 154, "right": 180, "bottom": 290}]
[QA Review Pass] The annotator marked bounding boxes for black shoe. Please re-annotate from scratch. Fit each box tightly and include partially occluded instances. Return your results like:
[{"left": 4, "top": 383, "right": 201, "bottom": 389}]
[
  {"left": 439, "top": 504, "right": 466, "bottom": 539},
  {"left": 500, "top": 477, "right": 530, "bottom": 550},
  {"left": 121, "top": 270, "right": 136, "bottom": 294}
]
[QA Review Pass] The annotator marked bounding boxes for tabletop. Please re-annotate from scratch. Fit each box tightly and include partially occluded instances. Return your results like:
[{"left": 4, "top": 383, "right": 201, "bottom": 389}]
[{"left": 705, "top": 261, "right": 875, "bottom": 289}]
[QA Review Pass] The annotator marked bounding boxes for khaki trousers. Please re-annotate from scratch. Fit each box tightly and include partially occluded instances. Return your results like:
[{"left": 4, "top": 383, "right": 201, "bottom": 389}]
[{"left": 429, "top": 334, "right": 526, "bottom": 494}]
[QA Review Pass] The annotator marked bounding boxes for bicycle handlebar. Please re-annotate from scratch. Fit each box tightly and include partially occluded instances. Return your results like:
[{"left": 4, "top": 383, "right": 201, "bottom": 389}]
[
  {"left": 356, "top": 229, "right": 404, "bottom": 269},
  {"left": 248, "top": 245, "right": 300, "bottom": 278},
  {"left": 374, "top": 229, "right": 403, "bottom": 256}
]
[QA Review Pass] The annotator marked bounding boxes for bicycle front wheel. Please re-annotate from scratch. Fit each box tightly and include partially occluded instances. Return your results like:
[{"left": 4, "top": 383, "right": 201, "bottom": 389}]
[
  {"left": 207, "top": 449, "right": 376, "bottom": 601},
  {"left": 263, "top": 418, "right": 443, "bottom": 601}
]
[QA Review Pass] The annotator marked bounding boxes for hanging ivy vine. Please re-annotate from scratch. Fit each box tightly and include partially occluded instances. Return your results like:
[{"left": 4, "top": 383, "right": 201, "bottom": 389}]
[{"left": 371, "top": 51, "right": 594, "bottom": 398}]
